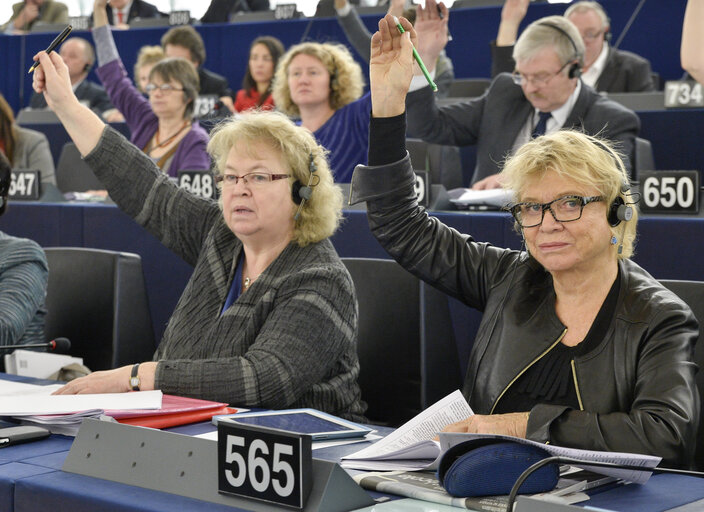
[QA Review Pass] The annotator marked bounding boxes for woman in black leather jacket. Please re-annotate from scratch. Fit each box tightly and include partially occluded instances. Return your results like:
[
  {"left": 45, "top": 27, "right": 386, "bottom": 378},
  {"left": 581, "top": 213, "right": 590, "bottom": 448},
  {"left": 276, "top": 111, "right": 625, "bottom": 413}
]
[{"left": 349, "top": 14, "right": 699, "bottom": 468}]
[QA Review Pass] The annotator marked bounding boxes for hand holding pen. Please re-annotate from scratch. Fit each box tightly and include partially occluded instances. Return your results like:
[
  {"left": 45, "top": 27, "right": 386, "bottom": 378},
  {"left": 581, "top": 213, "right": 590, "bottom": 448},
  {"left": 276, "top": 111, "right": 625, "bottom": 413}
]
[{"left": 28, "top": 25, "right": 73, "bottom": 73}]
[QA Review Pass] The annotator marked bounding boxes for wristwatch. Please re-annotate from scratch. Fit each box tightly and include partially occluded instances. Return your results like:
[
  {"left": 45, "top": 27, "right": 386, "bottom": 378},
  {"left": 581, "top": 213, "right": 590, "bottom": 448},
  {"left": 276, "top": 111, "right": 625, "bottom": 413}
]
[{"left": 130, "top": 363, "right": 141, "bottom": 391}]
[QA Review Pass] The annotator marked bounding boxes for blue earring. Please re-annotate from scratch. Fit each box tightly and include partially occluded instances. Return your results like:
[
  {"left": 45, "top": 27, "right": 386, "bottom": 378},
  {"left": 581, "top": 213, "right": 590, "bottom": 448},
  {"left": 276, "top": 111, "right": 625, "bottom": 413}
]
[{"left": 610, "top": 236, "right": 618, "bottom": 245}]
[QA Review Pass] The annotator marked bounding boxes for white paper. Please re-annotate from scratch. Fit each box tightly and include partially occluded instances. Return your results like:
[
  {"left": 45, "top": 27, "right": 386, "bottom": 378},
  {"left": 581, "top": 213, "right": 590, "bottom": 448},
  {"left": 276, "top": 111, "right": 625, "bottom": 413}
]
[
  {"left": 0, "top": 380, "right": 62, "bottom": 396},
  {"left": 341, "top": 390, "right": 473, "bottom": 471},
  {"left": 0, "top": 390, "right": 163, "bottom": 415},
  {"left": 4, "top": 350, "right": 83, "bottom": 379},
  {"left": 439, "top": 432, "right": 661, "bottom": 484}
]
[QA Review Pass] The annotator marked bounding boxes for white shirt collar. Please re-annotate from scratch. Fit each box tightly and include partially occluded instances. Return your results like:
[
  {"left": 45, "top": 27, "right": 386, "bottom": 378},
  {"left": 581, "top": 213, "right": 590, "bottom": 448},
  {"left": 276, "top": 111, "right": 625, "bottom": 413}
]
[{"left": 581, "top": 42, "right": 610, "bottom": 88}]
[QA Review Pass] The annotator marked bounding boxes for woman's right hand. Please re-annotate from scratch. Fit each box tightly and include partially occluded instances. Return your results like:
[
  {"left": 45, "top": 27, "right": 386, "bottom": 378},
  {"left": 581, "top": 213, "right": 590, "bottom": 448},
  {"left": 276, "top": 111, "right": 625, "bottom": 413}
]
[
  {"left": 93, "top": 0, "right": 109, "bottom": 27},
  {"left": 370, "top": 14, "right": 416, "bottom": 118}
]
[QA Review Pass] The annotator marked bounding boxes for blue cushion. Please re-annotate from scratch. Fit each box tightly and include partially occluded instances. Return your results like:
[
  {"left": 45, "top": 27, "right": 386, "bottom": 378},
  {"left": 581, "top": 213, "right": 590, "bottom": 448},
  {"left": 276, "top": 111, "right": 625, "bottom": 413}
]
[{"left": 437, "top": 439, "right": 559, "bottom": 497}]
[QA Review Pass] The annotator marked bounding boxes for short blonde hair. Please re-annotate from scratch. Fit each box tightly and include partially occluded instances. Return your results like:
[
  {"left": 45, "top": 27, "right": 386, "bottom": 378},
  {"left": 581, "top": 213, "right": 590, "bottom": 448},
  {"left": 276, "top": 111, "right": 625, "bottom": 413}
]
[
  {"left": 501, "top": 130, "right": 638, "bottom": 259},
  {"left": 208, "top": 111, "right": 343, "bottom": 246},
  {"left": 134, "top": 45, "right": 165, "bottom": 86},
  {"left": 272, "top": 42, "right": 364, "bottom": 117}
]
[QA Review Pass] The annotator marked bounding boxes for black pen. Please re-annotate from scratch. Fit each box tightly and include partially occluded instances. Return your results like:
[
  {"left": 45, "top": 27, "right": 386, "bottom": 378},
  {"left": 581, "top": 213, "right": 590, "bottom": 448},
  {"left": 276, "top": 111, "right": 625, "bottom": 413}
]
[{"left": 28, "top": 24, "right": 73, "bottom": 74}]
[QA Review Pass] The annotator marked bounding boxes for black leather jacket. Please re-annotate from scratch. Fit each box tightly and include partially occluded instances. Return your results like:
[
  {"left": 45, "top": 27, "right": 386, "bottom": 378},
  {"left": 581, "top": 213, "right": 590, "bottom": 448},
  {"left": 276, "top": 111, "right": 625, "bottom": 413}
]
[{"left": 350, "top": 155, "right": 699, "bottom": 468}]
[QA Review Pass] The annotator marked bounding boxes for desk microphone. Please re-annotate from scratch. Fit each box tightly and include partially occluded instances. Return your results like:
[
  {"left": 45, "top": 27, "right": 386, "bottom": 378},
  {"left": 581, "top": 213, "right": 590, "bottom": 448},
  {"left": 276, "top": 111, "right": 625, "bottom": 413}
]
[{"left": 0, "top": 338, "right": 71, "bottom": 353}]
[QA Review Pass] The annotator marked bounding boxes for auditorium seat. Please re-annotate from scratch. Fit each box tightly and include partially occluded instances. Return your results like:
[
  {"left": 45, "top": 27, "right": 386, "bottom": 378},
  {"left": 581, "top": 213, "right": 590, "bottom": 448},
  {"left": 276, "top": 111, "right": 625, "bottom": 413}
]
[
  {"left": 55, "top": 142, "right": 105, "bottom": 193},
  {"left": 659, "top": 279, "right": 704, "bottom": 471},
  {"left": 43, "top": 248, "right": 157, "bottom": 372},
  {"left": 447, "top": 78, "right": 491, "bottom": 98},
  {"left": 407, "top": 138, "right": 464, "bottom": 190},
  {"left": 342, "top": 257, "right": 461, "bottom": 426},
  {"left": 633, "top": 136, "right": 656, "bottom": 179}
]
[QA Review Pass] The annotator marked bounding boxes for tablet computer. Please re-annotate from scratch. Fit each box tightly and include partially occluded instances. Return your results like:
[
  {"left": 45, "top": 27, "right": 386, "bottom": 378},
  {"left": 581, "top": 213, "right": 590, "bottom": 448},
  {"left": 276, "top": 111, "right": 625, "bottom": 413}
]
[{"left": 212, "top": 409, "right": 372, "bottom": 440}]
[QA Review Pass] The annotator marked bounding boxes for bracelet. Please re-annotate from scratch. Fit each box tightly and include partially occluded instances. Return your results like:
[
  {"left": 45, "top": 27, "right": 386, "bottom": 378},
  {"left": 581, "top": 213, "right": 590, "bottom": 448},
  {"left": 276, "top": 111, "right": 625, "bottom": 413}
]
[{"left": 129, "top": 363, "right": 141, "bottom": 391}]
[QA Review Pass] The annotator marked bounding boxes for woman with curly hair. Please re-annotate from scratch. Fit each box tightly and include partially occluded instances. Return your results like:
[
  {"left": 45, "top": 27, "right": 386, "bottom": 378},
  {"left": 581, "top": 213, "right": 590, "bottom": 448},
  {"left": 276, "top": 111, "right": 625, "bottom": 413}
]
[{"left": 273, "top": 42, "right": 369, "bottom": 183}]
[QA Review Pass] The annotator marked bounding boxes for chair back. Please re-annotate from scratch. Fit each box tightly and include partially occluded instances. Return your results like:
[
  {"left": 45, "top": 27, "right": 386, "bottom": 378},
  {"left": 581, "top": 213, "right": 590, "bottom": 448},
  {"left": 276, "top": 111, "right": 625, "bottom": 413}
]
[
  {"left": 659, "top": 279, "right": 704, "bottom": 470},
  {"left": 342, "top": 258, "right": 461, "bottom": 426},
  {"left": 447, "top": 78, "right": 491, "bottom": 98},
  {"left": 44, "top": 248, "right": 156, "bottom": 371},
  {"left": 56, "top": 142, "right": 104, "bottom": 193}
]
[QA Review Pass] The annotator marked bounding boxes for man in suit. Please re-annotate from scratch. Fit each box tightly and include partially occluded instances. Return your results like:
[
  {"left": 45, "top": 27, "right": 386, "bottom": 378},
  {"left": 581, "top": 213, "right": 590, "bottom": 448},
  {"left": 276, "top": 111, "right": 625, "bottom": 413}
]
[
  {"left": 28, "top": 37, "right": 114, "bottom": 118},
  {"left": 161, "top": 25, "right": 234, "bottom": 111},
  {"left": 2, "top": 0, "right": 68, "bottom": 34},
  {"left": 408, "top": 1, "right": 639, "bottom": 189},
  {"left": 492, "top": 0, "right": 656, "bottom": 93},
  {"left": 201, "top": 0, "right": 270, "bottom": 23},
  {"left": 99, "top": 0, "right": 161, "bottom": 28}
]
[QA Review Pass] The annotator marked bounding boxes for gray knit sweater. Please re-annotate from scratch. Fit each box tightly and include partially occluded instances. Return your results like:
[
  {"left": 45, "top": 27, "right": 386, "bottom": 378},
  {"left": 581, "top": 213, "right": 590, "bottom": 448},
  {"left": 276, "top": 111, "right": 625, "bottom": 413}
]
[{"left": 84, "top": 127, "right": 366, "bottom": 421}]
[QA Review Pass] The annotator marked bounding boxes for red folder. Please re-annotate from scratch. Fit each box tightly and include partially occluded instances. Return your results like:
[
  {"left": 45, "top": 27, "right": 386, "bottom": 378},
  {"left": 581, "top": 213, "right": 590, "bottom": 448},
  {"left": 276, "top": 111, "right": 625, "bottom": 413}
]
[{"left": 104, "top": 394, "right": 237, "bottom": 429}]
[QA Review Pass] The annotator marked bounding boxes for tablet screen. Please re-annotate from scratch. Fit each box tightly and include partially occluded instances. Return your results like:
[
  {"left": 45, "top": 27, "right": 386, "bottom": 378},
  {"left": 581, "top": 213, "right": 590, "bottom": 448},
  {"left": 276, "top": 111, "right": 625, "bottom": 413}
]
[{"left": 233, "top": 412, "right": 352, "bottom": 434}]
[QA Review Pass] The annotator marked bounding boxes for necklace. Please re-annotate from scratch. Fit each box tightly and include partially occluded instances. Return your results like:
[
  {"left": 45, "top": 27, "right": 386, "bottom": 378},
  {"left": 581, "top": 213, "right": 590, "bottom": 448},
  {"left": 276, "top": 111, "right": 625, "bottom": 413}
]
[
  {"left": 152, "top": 120, "right": 190, "bottom": 150},
  {"left": 243, "top": 277, "right": 251, "bottom": 290}
]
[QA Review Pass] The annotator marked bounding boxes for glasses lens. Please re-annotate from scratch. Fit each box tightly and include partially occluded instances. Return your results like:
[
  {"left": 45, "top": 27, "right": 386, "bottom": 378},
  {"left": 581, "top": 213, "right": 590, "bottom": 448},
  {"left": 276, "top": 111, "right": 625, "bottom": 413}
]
[
  {"left": 553, "top": 196, "right": 583, "bottom": 222},
  {"left": 514, "top": 203, "right": 542, "bottom": 227}
]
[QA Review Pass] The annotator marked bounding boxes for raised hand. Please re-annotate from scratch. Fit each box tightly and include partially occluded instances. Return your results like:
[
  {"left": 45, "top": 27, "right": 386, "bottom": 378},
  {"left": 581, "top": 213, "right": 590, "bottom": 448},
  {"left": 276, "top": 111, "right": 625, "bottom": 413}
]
[
  {"left": 414, "top": 0, "right": 449, "bottom": 72},
  {"left": 32, "top": 51, "right": 76, "bottom": 113},
  {"left": 370, "top": 14, "right": 416, "bottom": 118},
  {"left": 497, "top": 0, "right": 529, "bottom": 46}
]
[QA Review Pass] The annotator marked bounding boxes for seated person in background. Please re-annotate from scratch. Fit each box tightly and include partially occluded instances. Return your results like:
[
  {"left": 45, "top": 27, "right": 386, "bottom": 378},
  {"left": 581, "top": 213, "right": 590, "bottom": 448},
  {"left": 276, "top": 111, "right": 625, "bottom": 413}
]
[
  {"left": 104, "top": 45, "right": 165, "bottom": 123},
  {"left": 681, "top": 0, "right": 704, "bottom": 85},
  {"left": 94, "top": 0, "right": 162, "bottom": 29},
  {"left": 407, "top": 0, "right": 639, "bottom": 190},
  {"left": 349, "top": 15, "right": 698, "bottom": 467},
  {"left": 272, "top": 42, "right": 370, "bottom": 183},
  {"left": 201, "top": 0, "right": 271, "bottom": 23},
  {"left": 2, "top": 0, "right": 68, "bottom": 34},
  {"left": 161, "top": 25, "right": 234, "bottom": 111},
  {"left": 234, "top": 36, "right": 284, "bottom": 113},
  {"left": 1, "top": 93, "right": 56, "bottom": 185},
  {"left": 32, "top": 49, "right": 366, "bottom": 421},
  {"left": 28, "top": 37, "right": 115, "bottom": 120},
  {"left": 0, "top": 153, "right": 48, "bottom": 351},
  {"left": 92, "top": 0, "right": 210, "bottom": 177},
  {"left": 492, "top": 0, "right": 656, "bottom": 93},
  {"left": 335, "top": 0, "right": 455, "bottom": 98}
]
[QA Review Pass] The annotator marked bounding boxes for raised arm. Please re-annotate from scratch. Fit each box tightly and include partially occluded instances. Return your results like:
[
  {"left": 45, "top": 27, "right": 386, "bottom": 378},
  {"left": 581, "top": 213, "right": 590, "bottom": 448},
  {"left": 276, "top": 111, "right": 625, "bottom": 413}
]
[
  {"left": 413, "top": 0, "right": 449, "bottom": 75},
  {"left": 681, "top": 0, "right": 704, "bottom": 84},
  {"left": 496, "top": 0, "right": 528, "bottom": 46}
]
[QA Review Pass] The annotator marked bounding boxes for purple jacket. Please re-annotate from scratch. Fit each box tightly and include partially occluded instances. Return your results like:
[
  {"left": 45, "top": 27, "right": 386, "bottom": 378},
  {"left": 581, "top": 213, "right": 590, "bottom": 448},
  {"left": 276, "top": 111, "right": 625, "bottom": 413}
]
[{"left": 97, "top": 59, "right": 210, "bottom": 177}]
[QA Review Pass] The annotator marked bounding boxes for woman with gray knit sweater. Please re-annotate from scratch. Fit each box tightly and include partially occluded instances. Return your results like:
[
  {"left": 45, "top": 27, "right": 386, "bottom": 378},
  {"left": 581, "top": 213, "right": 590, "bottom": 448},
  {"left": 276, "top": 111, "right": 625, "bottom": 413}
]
[{"left": 33, "top": 48, "right": 366, "bottom": 421}]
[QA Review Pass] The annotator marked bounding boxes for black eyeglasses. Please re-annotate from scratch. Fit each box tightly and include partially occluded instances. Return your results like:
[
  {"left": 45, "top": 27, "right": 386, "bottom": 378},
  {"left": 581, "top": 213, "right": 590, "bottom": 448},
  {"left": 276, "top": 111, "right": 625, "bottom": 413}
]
[
  {"left": 509, "top": 195, "right": 604, "bottom": 228},
  {"left": 214, "top": 172, "right": 291, "bottom": 188}
]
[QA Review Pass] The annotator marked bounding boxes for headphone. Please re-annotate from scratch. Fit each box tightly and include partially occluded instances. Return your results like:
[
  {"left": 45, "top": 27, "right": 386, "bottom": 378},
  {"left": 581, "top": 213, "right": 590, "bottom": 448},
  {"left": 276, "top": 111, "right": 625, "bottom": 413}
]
[
  {"left": 538, "top": 21, "right": 583, "bottom": 79},
  {"left": 292, "top": 154, "right": 317, "bottom": 221}
]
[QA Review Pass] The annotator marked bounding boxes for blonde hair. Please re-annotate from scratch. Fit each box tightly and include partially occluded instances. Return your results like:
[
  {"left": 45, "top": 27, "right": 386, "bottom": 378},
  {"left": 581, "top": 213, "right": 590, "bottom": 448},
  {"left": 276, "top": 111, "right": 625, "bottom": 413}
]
[
  {"left": 134, "top": 45, "right": 165, "bottom": 87},
  {"left": 208, "top": 111, "right": 343, "bottom": 246},
  {"left": 272, "top": 42, "right": 364, "bottom": 117},
  {"left": 501, "top": 130, "right": 638, "bottom": 259}
]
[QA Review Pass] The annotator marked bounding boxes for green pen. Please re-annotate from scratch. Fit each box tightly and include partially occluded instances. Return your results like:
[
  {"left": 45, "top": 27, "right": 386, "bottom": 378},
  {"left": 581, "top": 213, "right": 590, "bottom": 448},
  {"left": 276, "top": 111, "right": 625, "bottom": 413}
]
[{"left": 395, "top": 17, "right": 438, "bottom": 92}]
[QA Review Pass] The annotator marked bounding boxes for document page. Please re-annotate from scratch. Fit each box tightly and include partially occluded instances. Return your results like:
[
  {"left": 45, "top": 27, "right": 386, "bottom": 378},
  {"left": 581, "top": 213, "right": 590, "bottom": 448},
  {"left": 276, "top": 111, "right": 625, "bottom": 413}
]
[{"left": 341, "top": 390, "right": 473, "bottom": 470}]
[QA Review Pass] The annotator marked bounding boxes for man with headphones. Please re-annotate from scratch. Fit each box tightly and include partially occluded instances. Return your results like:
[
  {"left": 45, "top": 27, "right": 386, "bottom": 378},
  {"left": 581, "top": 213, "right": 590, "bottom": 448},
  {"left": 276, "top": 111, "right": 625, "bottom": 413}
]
[
  {"left": 28, "top": 37, "right": 115, "bottom": 119},
  {"left": 493, "top": 0, "right": 656, "bottom": 93},
  {"left": 406, "top": 0, "right": 639, "bottom": 190},
  {"left": 0, "top": 152, "right": 49, "bottom": 361}
]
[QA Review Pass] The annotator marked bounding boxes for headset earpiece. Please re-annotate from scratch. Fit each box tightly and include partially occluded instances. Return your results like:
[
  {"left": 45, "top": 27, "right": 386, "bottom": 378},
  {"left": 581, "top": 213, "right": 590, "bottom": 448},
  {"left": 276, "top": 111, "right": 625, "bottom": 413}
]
[
  {"left": 607, "top": 196, "right": 633, "bottom": 227},
  {"left": 293, "top": 154, "right": 317, "bottom": 220},
  {"left": 604, "top": 29, "right": 612, "bottom": 42},
  {"left": 568, "top": 61, "right": 582, "bottom": 79}
]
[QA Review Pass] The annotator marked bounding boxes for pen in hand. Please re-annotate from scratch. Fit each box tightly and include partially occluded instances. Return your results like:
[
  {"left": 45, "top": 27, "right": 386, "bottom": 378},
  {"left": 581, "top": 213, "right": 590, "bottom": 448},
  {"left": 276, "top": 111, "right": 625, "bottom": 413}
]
[
  {"left": 28, "top": 24, "right": 73, "bottom": 74},
  {"left": 394, "top": 17, "right": 438, "bottom": 92}
]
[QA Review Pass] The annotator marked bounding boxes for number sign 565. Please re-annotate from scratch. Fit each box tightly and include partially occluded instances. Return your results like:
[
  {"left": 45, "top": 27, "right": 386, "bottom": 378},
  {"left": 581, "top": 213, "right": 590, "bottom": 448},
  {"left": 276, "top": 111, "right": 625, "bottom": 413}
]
[{"left": 217, "top": 422, "right": 312, "bottom": 508}]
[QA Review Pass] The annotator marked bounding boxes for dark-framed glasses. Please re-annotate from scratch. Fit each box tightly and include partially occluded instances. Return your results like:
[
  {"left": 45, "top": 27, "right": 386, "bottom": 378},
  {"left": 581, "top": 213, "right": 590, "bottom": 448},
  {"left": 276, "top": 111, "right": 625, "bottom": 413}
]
[
  {"left": 145, "top": 83, "right": 184, "bottom": 94},
  {"left": 509, "top": 195, "right": 604, "bottom": 228},
  {"left": 511, "top": 60, "right": 571, "bottom": 87},
  {"left": 214, "top": 172, "right": 291, "bottom": 188}
]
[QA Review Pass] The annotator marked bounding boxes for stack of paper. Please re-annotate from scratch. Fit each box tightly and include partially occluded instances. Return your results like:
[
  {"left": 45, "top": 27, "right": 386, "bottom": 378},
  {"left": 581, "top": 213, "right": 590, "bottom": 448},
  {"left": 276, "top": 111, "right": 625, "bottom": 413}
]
[{"left": 4, "top": 350, "right": 84, "bottom": 379}]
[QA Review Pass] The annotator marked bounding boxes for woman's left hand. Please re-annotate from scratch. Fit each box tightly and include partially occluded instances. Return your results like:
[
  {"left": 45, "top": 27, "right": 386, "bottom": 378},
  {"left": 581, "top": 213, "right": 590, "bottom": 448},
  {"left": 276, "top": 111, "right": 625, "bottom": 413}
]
[
  {"left": 443, "top": 412, "right": 530, "bottom": 438},
  {"left": 52, "top": 362, "right": 157, "bottom": 394}
]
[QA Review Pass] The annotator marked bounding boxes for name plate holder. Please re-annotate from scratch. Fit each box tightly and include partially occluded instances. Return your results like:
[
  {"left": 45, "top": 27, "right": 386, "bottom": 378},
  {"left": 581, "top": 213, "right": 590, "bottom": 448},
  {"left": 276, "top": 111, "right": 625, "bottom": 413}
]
[{"left": 63, "top": 419, "right": 374, "bottom": 511}]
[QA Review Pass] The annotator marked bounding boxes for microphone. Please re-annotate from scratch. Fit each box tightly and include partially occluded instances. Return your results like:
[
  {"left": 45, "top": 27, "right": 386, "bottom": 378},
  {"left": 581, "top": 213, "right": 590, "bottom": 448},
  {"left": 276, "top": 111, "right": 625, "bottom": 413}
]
[
  {"left": 506, "top": 455, "right": 704, "bottom": 512},
  {"left": 0, "top": 338, "right": 71, "bottom": 353}
]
